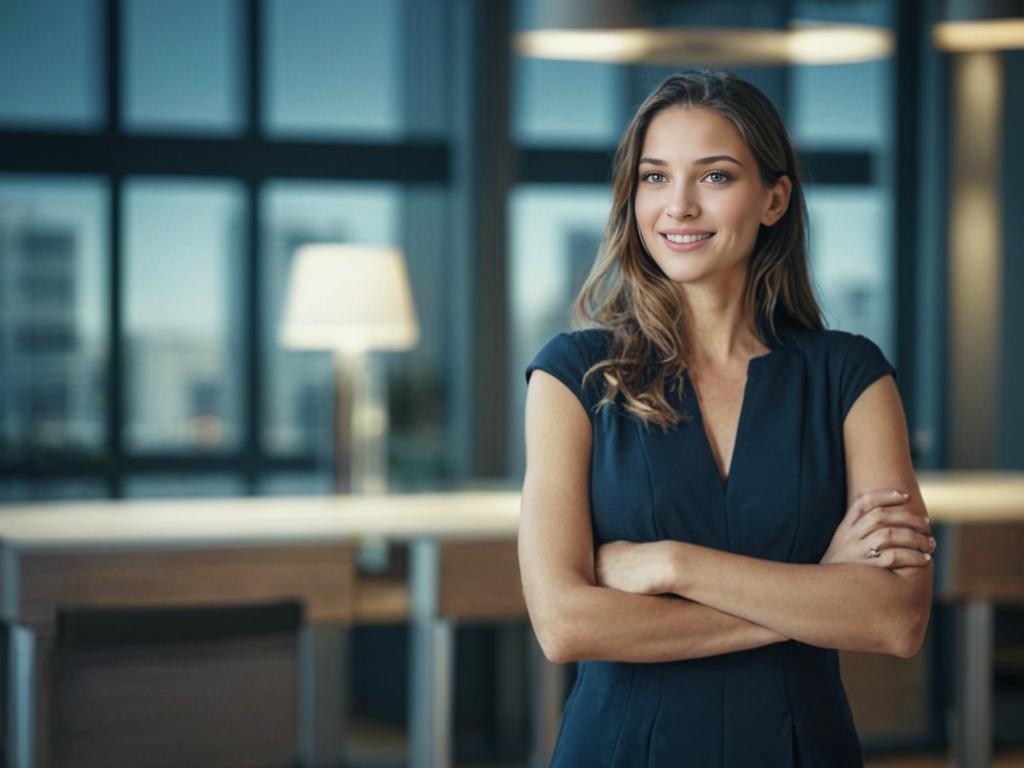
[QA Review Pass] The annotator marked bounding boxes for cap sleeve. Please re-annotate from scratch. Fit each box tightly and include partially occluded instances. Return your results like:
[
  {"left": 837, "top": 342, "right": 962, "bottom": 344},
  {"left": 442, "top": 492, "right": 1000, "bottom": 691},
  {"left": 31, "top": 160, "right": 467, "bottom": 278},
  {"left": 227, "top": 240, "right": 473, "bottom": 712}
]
[
  {"left": 525, "top": 332, "right": 597, "bottom": 418},
  {"left": 839, "top": 334, "right": 896, "bottom": 421}
]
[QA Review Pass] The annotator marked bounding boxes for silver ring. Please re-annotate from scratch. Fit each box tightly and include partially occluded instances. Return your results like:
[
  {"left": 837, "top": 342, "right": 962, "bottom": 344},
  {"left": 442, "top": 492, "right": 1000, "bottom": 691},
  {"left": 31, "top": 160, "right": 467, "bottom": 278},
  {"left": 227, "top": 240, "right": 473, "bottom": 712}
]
[{"left": 866, "top": 548, "right": 881, "bottom": 559}]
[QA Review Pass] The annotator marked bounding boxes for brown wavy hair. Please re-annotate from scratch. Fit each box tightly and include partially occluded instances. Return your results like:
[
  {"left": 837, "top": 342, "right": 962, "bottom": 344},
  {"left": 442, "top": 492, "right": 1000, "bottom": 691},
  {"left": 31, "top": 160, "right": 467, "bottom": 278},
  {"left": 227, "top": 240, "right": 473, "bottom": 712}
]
[{"left": 574, "top": 69, "right": 823, "bottom": 430}]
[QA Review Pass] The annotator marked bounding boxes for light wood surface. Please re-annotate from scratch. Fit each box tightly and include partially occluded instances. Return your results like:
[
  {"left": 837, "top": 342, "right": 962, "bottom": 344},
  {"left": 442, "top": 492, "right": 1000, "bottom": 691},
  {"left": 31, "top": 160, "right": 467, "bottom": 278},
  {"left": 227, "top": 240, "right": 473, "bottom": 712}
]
[
  {"left": 439, "top": 540, "right": 526, "bottom": 620},
  {"left": 918, "top": 472, "right": 1024, "bottom": 523},
  {"left": 0, "top": 472, "right": 1020, "bottom": 551},
  {"left": 0, "top": 491, "right": 522, "bottom": 550}
]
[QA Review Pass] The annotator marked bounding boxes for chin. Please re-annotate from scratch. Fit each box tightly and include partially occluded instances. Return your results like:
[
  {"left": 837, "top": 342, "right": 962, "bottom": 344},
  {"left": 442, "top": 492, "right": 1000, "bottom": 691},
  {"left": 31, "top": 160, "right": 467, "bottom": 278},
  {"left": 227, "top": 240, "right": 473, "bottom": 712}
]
[
  {"left": 658, "top": 267, "right": 710, "bottom": 285},
  {"left": 650, "top": 257, "right": 713, "bottom": 284}
]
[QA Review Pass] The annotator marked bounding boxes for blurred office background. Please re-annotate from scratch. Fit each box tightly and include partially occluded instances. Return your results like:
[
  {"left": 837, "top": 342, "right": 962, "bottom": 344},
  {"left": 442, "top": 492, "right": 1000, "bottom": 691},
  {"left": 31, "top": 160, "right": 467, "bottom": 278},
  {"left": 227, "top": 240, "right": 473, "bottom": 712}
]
[{"left": 0, "top": 0, "right": 1022, "bottom": 766}]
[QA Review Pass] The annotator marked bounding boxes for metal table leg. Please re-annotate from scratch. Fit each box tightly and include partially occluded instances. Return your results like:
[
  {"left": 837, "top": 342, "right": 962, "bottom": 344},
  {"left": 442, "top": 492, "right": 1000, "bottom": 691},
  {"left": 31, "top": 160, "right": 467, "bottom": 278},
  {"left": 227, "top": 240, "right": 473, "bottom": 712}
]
[
  {"left": 954, "top": 599, "right": 993, "bottom": 768},
  {"left": 298, "top": 625, "right": 349, "bottom": 768},
  {"left": 6, "top": 622, "right": 36, "bottom": 768},
  {"left": 410, "top": 540, "right": 454, "bottom": 768}
]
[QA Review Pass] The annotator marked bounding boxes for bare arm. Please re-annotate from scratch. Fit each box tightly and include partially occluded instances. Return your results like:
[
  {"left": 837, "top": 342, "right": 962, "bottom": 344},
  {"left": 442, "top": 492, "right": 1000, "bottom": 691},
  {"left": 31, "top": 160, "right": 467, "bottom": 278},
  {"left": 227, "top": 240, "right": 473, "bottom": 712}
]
[
  {"left": 656, "top": 375, "right": 932, "bottom": 657},
  {"left": 519, "top": 370, "right": 787, "bottom": 664}
]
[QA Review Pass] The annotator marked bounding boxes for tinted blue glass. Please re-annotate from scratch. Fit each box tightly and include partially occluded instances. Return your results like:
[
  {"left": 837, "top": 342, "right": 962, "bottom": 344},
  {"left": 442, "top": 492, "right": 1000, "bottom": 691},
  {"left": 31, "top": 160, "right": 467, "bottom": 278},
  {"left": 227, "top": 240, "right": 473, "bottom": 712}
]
[
  {"left": 0, "top": 176, "right": 108, "bottom": 457},
  {"left": 0, "top": 479, "right": 107, "bottom": 502},
  {"left": 513, "top": 58, "right": 624, "bottom": 147},
  {"left": 124, "top": 474, "right": 246, "bottom": 498},
  {"left": 791, "top": 60, "right": 891, "bottom": 149},
  {"left": 805, "top": 186, "right": 893, "bottom": 357},
  {"left": 0, "top": 0, "right": 103, "bottom": 127},
  {"left": 123, "top": 179, "right": 245, "bottom": 452},
  {"left": 264, "top": 0, "right": 403, "bottom": 138},
  {"left": 123, "top": 0, "right": 244, "bottom": 133}
]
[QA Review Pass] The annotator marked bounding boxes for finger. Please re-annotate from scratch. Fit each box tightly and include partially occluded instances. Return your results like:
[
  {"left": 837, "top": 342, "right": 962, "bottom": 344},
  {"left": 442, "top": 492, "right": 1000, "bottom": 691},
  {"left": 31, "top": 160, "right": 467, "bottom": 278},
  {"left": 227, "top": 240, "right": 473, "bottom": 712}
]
[
  {"left": 846, "top": 489, "right": 910, "bottom": 526},
  {"left": 865, "top": 526, "right": 936, "bottom": 553},
  {"left": 853, "top": 508, "right": 932, "bottom": 538},
  {"left": 864, "top": 547, "right": 932, "bottom": 569}
]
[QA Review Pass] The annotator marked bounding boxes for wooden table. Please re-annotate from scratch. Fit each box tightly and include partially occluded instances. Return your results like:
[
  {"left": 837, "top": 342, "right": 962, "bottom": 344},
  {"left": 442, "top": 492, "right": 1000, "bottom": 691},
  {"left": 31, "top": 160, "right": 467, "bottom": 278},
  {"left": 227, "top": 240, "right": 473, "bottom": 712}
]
[
  {"left": 920, "top": 472, "right": 1024, "bottom": 768},
  {"left": 1, "top": 473, "right": 1020, "bottom": 768},
  {"left": 0, "top": 491, "right": 554, "bottom": 768}
]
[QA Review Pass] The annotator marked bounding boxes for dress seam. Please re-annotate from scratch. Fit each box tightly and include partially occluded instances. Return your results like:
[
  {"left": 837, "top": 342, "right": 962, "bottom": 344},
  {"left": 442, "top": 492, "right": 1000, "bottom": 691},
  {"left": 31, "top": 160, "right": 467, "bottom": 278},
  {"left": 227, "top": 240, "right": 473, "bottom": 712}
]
[
  {"left": 783, "top": 348, "right": 806, "bottom": 565},
  {"left": 645, "top": 666, "right": 664, "bottom": 768},
  {"left": 633, "top": 417, "right": 663, "bottom": 539},
  {"left": 609, "top": 666, "right": 637, "bottom": 766}
]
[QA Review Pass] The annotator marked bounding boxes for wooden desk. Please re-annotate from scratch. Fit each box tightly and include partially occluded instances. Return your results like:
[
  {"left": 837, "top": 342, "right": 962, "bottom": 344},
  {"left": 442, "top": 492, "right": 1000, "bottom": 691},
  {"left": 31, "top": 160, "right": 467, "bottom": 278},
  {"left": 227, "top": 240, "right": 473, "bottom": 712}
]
[
  {"left": 920, "top": 472, "right": 1024, "bottom": 768},
  {"left": 0, "top": 492, "right": 542, "bottom": 768},
  {"left": 2, "top": 473, "right": 1019, "bottom": 768}
]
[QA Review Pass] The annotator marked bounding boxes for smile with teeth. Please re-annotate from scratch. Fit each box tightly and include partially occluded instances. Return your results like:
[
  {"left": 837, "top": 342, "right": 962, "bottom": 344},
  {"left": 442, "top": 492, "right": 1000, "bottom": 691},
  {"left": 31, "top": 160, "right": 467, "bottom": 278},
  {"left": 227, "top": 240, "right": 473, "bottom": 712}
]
[{"left": 665, "top": 233, "right": 713, "bottom": 244}]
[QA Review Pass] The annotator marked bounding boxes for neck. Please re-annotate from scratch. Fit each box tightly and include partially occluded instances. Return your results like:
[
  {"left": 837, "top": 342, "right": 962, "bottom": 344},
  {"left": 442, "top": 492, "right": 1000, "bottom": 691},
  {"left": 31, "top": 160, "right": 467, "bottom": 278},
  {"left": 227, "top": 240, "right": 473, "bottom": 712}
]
[{"left": 677, "top": 274, "right": 764, "bottom": 367}]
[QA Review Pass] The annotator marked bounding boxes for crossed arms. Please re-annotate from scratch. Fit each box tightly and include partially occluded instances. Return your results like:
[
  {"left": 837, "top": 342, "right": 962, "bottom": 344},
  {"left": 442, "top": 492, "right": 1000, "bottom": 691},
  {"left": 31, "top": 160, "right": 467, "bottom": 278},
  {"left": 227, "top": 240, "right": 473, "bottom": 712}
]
[{"left": 518, "top": 370, "right": 933, "bottom": 664}]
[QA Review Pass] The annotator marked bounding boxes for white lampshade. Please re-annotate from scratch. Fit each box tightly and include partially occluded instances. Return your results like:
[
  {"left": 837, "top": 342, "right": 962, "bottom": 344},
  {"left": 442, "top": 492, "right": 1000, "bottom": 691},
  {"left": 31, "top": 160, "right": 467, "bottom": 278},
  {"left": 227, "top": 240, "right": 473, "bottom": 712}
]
[{"left": 279, "top": 243, "right": 420, "bottom": 353}]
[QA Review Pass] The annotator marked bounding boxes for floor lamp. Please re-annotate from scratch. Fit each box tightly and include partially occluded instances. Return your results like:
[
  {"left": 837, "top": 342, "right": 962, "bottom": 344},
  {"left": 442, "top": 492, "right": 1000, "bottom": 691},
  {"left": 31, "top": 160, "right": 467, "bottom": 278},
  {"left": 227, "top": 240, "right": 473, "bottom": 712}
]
[
  {"left": 279, "top": 243, "right": 420, "bottom": 497},
  {"left": 279, "top": 244, "right": 419, "bottom": 763}
]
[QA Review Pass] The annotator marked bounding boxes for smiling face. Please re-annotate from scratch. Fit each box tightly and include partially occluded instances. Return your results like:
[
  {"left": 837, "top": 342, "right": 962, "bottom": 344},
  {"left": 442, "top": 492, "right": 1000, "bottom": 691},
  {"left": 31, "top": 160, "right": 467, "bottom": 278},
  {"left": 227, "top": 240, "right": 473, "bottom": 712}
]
[{"left": 633, "top": 106, "right": 790, "bottom": 292}]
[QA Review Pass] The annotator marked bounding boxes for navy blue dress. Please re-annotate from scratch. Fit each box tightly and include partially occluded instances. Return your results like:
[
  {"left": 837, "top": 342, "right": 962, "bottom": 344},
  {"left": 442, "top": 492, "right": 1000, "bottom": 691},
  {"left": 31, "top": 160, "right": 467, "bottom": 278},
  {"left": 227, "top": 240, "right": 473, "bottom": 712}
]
[{"left": 524, "top": 316, "right": 895, "bottom": 768}]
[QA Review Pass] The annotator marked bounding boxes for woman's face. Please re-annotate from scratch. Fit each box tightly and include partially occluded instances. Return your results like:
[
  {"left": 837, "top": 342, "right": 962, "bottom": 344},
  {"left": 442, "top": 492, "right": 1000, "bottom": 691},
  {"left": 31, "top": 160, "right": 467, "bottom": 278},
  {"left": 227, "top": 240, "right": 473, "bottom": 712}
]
[{"left": 633, "top": 106, "right": 789, "bottom": 289}]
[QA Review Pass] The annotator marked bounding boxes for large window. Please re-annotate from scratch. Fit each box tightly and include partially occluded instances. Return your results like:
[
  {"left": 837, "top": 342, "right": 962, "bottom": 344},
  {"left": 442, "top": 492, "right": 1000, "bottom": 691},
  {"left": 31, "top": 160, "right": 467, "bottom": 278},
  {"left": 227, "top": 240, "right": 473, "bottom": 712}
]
[{"left": 0, "top": 0, "right": 461, "bottom": 499}]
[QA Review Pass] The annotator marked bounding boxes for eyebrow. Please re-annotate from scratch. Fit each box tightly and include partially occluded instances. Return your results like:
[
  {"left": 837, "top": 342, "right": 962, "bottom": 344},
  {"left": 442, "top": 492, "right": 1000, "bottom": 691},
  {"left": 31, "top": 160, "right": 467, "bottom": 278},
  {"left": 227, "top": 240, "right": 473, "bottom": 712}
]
[{"left": 638, "top": 154, "right": 745, "bottom": 167}]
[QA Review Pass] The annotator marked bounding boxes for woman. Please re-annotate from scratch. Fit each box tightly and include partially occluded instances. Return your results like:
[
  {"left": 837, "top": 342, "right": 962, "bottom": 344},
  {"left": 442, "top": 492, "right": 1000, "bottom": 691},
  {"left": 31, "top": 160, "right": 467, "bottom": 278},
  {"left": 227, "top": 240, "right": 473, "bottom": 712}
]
[{"left": 519, "top": 70, "right": 933, "bottom": 767}]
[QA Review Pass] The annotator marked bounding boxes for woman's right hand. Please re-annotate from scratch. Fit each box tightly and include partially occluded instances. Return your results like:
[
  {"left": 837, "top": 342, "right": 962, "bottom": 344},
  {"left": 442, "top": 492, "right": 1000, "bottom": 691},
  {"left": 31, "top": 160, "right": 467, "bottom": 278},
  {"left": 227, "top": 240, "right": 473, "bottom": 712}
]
[{"left": 821, "top": 488, "right": 935, "bottom": 569}]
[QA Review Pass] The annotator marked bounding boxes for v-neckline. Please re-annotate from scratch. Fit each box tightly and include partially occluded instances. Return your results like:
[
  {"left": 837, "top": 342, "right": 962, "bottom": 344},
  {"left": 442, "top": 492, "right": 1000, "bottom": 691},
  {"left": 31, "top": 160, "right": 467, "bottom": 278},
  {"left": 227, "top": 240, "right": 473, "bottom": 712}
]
[{"left": 687, "top": 350, "right": 776, "bottom": 490}]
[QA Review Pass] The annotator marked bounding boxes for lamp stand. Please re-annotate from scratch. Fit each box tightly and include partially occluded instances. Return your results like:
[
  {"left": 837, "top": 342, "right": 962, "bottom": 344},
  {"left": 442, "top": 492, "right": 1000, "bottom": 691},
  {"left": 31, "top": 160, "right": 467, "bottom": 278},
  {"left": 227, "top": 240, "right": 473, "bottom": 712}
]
[{"left": 334, "top": 351, "right": 391, "bottom": 573}]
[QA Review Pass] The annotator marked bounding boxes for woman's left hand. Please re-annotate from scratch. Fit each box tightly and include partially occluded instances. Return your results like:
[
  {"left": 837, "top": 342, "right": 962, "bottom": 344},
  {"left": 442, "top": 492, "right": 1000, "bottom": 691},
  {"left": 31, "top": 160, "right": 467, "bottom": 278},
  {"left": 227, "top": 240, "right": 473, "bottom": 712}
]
[{"left": 595, "top": 540, "right": 678, "bottom": 595}]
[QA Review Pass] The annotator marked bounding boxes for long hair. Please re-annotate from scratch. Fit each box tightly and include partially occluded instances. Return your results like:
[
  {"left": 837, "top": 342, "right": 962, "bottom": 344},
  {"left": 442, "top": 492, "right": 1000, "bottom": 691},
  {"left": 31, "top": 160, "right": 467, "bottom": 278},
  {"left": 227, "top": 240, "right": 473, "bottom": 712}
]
[{"left": 574, "top": 69, "right": 823, "bottom": 430}]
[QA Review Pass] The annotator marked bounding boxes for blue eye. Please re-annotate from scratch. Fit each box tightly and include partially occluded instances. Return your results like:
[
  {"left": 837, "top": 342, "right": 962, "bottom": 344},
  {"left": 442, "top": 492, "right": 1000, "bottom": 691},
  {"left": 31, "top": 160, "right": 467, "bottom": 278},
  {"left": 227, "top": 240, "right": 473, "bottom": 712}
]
[
  {"left": 705, "top": 170, "right": 731, "bottom": 184},
  {"left": 641, "top": 171, "right": 666, "bottom": 183}
]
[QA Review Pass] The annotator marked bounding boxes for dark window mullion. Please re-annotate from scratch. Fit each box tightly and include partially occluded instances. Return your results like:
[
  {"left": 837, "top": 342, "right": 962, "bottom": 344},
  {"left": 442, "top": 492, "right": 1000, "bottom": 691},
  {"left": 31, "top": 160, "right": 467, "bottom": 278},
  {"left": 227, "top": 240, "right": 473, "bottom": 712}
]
[
  {"left": 105, "top": 0, "right": 123, "bottom": 497},
  {"left": 243, "top": 0, "right": 263, "bottom": 493}
]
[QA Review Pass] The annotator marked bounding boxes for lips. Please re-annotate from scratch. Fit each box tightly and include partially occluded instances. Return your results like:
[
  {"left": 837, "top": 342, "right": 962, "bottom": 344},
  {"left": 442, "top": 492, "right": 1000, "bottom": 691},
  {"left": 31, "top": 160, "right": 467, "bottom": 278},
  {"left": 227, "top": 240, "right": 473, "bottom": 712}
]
[{"left": 660, "top": 232, "right": 715, "bottom": 252}]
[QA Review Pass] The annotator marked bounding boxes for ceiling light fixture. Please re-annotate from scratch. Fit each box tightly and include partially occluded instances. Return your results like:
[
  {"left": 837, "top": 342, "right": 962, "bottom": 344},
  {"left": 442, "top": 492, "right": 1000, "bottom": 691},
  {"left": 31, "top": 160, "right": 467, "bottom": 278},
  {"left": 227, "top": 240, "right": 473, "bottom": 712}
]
[
  {"left": 933, "top": 0, "right": 1024, "bottom": 51},
  {"left": 515, "top": 22, "right": 893, "bottom": 66}
]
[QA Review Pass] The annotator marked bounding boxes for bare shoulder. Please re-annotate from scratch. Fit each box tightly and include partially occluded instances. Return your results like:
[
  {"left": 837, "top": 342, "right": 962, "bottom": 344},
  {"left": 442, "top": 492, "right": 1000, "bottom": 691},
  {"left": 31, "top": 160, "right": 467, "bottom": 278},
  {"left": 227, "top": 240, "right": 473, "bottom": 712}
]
[
  {"left": 843, "top": 374, "right": 914, "bottom": 501},
  {"left": 519, "top": 369, "right": 596, "bottom": 604}
]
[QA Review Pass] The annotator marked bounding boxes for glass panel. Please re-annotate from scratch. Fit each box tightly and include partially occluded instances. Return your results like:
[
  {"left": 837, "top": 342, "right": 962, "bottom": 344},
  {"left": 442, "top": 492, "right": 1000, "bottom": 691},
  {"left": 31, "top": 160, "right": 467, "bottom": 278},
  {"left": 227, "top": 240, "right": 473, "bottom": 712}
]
[
  {"left": 790, "top": 60, "right": 890, "bottom": 149},
  {"left": 513, "top": 58, "right": 624, "bottom": 147},
  {"left": 805, "top": 186, "right": 893, "bottom": 357},
  {"left": 789, "top": 0, "right": 892, "bottom": 149},
  {"left": 122, "top": 0, "right": 244, "bottom": 134},
  {"left": 258, "top": 471, "right": 333, "bottom": 496},
  {"left": 0, "top": 479, "right": 107, "bottom": 502},
  {"left": 124, "top": 473, "right": 245, "bottom": 498},
  {"left": 0, "top": 176, "right": 108, "bottom": 458},
  {"left": 123, "top": 179, "right": 244, "bottom": 452},
  {"left": 0, "top": 0, "right": 103, "bottom": 128},
  {"left": 262, "top": 181, "right": 453, "bottom": 489},
  {"left": 264, "top": 0, "right": 403, "bottom": 139},
  {"left": 507, "top": 184, "right": 611, "bottom": 477}
]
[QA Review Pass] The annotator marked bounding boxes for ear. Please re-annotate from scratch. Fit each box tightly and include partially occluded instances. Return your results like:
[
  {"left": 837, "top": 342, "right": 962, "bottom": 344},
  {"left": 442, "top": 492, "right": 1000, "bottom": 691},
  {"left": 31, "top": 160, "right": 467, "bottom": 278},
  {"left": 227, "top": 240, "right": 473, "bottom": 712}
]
[{"left": 760, "top": 174, "right": 792, "bottom": 227}]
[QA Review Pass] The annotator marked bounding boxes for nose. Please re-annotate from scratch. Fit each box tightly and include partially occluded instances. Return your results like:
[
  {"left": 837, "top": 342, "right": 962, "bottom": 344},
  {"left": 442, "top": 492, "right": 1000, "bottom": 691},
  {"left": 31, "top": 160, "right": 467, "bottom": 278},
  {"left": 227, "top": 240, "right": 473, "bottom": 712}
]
[{"left": 666, "top": 181, "right": 699, "bottom": 220}]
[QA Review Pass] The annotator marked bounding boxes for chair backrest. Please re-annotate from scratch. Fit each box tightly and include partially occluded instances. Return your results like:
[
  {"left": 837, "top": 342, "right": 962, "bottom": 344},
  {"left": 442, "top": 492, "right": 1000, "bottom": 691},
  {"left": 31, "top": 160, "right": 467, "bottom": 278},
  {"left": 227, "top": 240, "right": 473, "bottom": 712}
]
[
  {"left": 52, "top": 600, "right": 304, "bottom": 768},
  {"left": 56, "top": 601, "right": 303, "bottom": 647}
]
